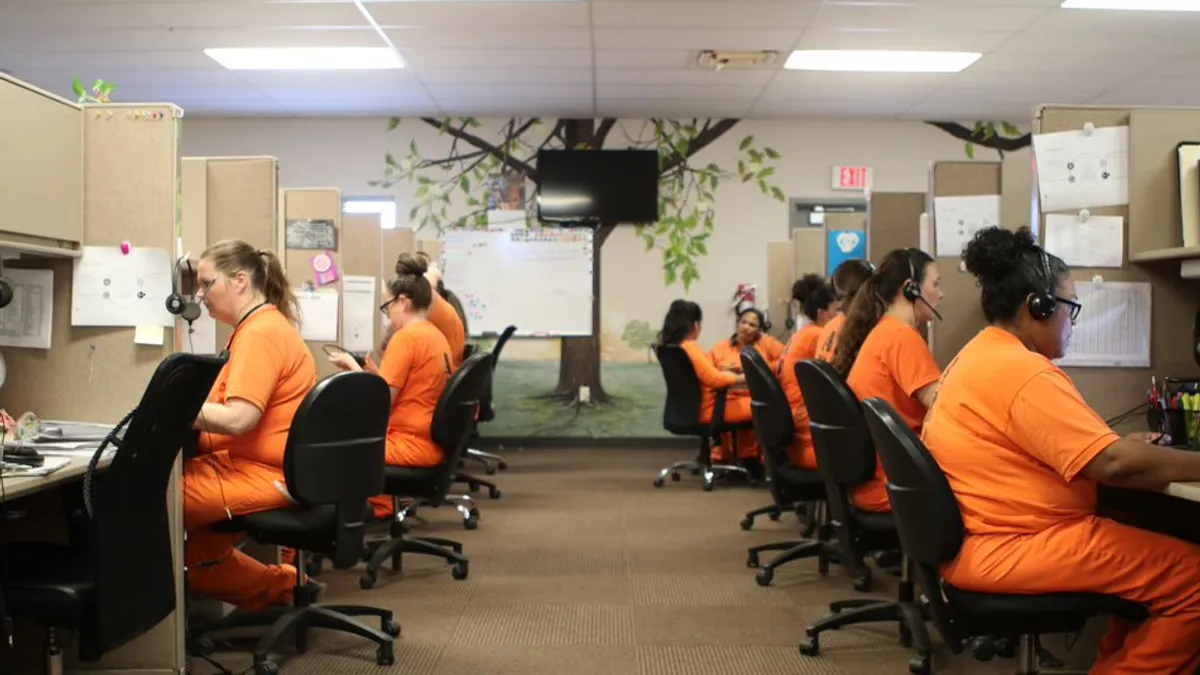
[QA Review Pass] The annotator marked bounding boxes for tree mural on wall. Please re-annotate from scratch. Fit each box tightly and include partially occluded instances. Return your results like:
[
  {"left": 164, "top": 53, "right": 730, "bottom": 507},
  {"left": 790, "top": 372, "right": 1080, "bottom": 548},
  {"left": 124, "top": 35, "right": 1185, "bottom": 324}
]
[
  {"left": 926, "top": 121, "right": 1032, "bottom": 158},
  {"left": 620, "top": 319, "right": 657, "bottom": 364},
  {"left": 374, "top": 117, "right": 785, "bottom": 405}
]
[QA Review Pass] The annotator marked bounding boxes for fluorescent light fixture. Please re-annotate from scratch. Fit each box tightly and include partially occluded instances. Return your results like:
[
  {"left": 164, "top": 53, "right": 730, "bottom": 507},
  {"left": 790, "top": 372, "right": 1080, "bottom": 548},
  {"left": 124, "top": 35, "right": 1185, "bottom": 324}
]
[
  {"left": 784, "top": 49, "right": 980, "bottom": 73},
  {"left": 1062, "top": 0, "right": 1200, "bottom": 9},
  {"left": 204, "top": 47, "right": 403, "bottom": 71}
]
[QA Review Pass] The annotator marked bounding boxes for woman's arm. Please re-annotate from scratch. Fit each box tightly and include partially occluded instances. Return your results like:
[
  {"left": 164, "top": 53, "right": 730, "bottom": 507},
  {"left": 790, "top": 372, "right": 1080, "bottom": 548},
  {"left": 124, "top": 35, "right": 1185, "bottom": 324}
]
[
  {"left": 1082, "top": 438, "right": 1200, "bottom": 490},
  {"left": 195, "top": 399, "right": 263, "bottom": 436},
  {"left": 915, "top": 381, "right": 941, "bottom": 409}
]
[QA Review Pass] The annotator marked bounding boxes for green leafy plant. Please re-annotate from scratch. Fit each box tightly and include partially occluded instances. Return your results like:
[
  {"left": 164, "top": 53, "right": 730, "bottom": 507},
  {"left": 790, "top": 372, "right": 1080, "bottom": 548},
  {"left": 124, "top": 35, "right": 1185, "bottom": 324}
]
[
  {"left": 72, "top": 77, "right": 115, "bottom": 104},
  {"left": 926, "top": 121, "right": 1031, "bottom": 158}
]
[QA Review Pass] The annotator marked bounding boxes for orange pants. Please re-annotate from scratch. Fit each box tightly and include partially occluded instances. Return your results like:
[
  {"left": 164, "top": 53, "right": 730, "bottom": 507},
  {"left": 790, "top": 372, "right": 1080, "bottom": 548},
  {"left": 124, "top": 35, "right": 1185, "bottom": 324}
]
[
  {"left": 944, "top": 516, "right": 1200, "bottom": 674},
  {"left": 184, "top": 452, "right": 297, "bottom": 611},
  {"left": 367, "top": 437, "right": 443, "bottom": 520},
  {"left": 706, "top": 393, "right": 759, "bottom": 463},
  {"left": 850, "top": 479, "right": 890, "bottom": 513}
]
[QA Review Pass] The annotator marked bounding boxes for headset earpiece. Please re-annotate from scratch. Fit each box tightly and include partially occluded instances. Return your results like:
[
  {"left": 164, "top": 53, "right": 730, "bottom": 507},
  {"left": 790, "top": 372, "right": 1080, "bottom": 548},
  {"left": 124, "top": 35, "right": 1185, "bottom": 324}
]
[
  {"left": 901, "top": 249, "right": 922, "bottom": 302},
  {"left": 166, "top": 257, "right": 202, "bottom": 322},
  {"left": 0, "top": 278, "right": 13, "bottom": 310},
  {"left": 1027, "top": 247, "right": 1057, "bottom": 322}
]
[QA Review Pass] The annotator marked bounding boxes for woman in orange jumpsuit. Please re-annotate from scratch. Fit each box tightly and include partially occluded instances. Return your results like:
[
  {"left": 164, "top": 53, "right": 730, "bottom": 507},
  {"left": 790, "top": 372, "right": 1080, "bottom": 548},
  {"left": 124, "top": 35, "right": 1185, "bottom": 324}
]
[
  {"left": 832, "top": 248, "right": 943, "bottom": 513},
  {"left": 409, "top": 253, "right": 466, "bottom": 368},
  {"left": 658, "top": 300, "right": 750, "bottom": 453},
  {"left": 923, "top": 226, "right": 1200, "bottom": 674},
  {"left": 708, "top": 307, "right": 782, "bottom": 464},
  {"left": 330, "top": 253, "right": 452, "bottom": 519},
  {"left": 184, "top": 239, "right": 317, "bottom": 611},
  {"left": 778, "top": 275, "right": 840, "bottom": 469},
  {"left": 814, "top": 259, "right": 875, "bottom": 362}
]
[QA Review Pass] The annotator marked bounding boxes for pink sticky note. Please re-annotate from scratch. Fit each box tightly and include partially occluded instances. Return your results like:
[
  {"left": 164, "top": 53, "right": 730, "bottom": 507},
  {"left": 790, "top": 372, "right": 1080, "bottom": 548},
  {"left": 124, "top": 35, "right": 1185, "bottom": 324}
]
[{"left": 312, "top": 252, "right": 339, "bottom": 286}]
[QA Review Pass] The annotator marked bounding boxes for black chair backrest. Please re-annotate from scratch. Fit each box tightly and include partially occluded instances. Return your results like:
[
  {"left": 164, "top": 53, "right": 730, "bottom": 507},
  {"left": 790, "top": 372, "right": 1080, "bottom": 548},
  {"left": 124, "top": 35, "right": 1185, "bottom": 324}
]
[
  {"left": 478, "top": 324, "right": 517, "bottom": 423},
  {"left": 88, "top": 353, "right": 225, "bottom": 659},
  {"left": 491, "top": 325, "right": 516, "bottom": 362},
  {"left": 795, "top": 359, "right": 876, "bottom": 526},
  {"left": 654, "top": 343, "right": 704, "bottom": 433},
  {"left": 283, "top": 371, "right": 390, "bottom": 569},
  {"left": 429, "top": 351, "right": 494, "bottom": 493},
  {"left": 862, "top": 396, "right": 965, "bottom": 648},
  {"left": 739, "top": 347, "right": 793, "bottom": 486}
]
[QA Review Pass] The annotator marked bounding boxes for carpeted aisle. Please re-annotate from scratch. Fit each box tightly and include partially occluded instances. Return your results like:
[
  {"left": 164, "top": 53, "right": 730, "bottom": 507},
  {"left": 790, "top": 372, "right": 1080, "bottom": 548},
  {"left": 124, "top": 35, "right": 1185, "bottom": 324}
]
[{"left": 190, "top": 449, "right": 1032, "bottom": 675}]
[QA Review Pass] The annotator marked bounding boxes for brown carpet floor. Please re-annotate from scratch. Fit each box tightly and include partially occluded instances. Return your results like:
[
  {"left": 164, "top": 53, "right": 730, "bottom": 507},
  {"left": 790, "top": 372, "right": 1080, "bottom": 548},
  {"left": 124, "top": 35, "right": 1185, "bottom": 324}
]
[{"left": 191, "top": 448, "right": 1065, "bottom": 675}]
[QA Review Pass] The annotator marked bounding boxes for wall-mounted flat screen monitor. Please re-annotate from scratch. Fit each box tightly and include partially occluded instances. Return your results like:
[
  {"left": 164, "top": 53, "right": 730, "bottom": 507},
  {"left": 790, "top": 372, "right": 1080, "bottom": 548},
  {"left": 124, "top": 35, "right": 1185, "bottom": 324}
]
[{"left": 536, "top": 149, "right": 659, "bottom": 224}]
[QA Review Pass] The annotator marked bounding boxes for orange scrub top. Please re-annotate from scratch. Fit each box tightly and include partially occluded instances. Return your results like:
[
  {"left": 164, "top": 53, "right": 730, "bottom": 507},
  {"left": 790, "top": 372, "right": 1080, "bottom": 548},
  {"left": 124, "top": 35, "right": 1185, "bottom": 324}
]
[
  {"left": 846, "top": 315, "right": 941, "bottom": 511},
  {"left": 814, "top": 314, "right": 846, "bottom": 362},
  {"left": 709, "top": 335, "right": 785, "bottom": 374},
  {"left": 778, "top": 323, "right": 823, "bottom": 469},
  {"left": 428, "top": 292, "right": 466, "bottom": 368},
  {"left": 199, "top": 306, "right": 316, "bottom": 467},
  {"left": 681, "top": 339, "right": 739, "bottom": 423},
  {"left": 377, "top": 320, "right": 452, "bottom": 467}
]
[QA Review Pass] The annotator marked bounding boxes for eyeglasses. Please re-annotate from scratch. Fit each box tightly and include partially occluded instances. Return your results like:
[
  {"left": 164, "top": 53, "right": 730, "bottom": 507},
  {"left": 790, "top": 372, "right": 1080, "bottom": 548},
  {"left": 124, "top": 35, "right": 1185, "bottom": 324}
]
[
  {"left": 379, "top": 297, "right": 397, "bottom": 315},
  {"left": 196, "top": 277, "right": 217, "bottom": 295},
  {"left": 1055, "top": 296, "right": 1082, "bottom": 321}
]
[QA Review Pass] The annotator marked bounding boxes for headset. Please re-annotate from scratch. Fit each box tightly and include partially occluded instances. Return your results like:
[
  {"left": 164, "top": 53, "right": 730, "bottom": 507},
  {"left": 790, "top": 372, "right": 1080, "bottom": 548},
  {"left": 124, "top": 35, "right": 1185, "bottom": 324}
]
[
  {"left": 0, "top": 256, "right": 14, "bottom": 310},
  {"left": 1027, "top": 246, "right": 1058, "bottom": 322},
  {"left": 166, "top": 256, "right": 202, "bottom": 323},
  {"left": 901, "top": 248, "right": 943, "bottom": 321}
]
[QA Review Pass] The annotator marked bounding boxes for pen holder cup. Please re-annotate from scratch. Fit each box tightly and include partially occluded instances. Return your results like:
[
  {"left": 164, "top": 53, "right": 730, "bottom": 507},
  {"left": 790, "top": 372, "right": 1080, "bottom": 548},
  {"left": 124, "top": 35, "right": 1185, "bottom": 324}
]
[{"left": 1148, "top": 409, "right": 1200, "bottom": 450}]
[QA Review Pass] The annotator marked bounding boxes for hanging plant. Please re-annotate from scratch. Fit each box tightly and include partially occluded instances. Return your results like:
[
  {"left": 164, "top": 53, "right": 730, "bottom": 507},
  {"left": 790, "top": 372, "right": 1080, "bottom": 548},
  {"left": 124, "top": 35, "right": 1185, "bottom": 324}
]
[{"left": 72, "top": 77, "right": 115, "bottom": 104}]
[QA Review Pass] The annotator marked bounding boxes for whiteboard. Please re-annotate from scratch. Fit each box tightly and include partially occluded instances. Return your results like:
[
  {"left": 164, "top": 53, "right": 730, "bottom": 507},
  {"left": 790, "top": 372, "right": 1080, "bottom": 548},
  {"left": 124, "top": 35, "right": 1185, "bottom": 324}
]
[{"left": 440, "top": 228, "right": 594, "bottom": 337}]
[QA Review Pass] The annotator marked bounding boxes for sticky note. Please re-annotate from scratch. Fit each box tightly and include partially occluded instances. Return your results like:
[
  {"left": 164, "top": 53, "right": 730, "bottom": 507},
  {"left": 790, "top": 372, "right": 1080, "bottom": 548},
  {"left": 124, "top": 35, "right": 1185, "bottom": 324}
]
[{"left": 134, "top": 325, "right": 165, "bottom": 346}]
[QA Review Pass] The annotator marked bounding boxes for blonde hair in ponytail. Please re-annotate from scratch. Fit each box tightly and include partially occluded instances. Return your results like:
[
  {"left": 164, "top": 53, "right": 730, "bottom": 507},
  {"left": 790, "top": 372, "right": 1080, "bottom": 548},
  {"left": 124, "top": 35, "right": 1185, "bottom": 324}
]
[{"left": 201, "top": 239, "right": 299, "bottom": 325}]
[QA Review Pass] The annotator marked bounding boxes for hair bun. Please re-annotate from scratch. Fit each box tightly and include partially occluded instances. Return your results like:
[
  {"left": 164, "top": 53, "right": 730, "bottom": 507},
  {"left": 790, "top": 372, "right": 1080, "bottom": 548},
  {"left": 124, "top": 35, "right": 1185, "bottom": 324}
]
[
  {"left": 395, "top": 252, "right": 429, "bottom": 277},
  {"left": 963, "top": 226, "right": 1036, "bottom": 283},
  {"left": 793, "top": 274, "right": 825, "bottom": 303}
]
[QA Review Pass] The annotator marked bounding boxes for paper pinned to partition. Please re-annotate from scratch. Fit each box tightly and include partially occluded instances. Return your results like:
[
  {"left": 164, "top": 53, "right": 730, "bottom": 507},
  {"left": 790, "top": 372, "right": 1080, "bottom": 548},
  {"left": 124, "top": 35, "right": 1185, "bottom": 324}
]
[
  {"left": 0, "top": 268, "right": 53, "bottom": 350},
  {"left": 296, "top": 290, "right": 339, "bottom": 342},
  {"left": 932, "top": 195, "right": 1000, "bottom": 257},
  {"left": 341, "top": 275, "right": 377, "bottom": 353},
  {"left": 71, "top": 246, "right": 174, "bottom": 328},
  {"left": 1044, "top": 213, "right": 1124, "bottom": 268},
  {"left": 1033, "top": 125, "right": 1129, "bottom": 213},
  {"left": 1056, "top": 280, "right": 1151, "bottom": 369}
]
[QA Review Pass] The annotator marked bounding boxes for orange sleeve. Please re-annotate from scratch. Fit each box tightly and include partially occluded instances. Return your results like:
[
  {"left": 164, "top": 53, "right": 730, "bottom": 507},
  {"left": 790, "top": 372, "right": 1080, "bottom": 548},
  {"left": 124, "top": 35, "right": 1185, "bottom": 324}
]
[
  {"left": 883, "top": 325, "right": 942, "bottom": 398},
  {"left": 222, "top": 330, "right": 283, "bottom": 412},
  {"left": 378, "top": 327, "right": 415, "bottom": 392},
  {"left": 709, "top": 341, "right": 737, "bottom": 370},
  {"left": 1007, "top": 369, "right": 1120, "bottom": 482},
  {"left": 759, "top": 335, "right": 784, "bottom": 367},
  {"left": 796, "top": 326, "right": 821, "bottom": 359},
  {"left": 683, "top": 341, "right": 738, "bottom": 390},
  {"left": 428, "top": 293, "right": 465, "bottom": 364}
]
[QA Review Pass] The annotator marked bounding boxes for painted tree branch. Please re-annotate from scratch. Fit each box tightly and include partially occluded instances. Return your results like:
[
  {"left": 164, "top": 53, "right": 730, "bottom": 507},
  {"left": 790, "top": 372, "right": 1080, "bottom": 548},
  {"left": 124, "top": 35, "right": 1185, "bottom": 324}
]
[
  {"left": 926, "top": 121, "right": 1032, "bottom": 156},
  {"left": 419, "top": 117, "right": 541, "bottom": 181},
  {"left": 660, "top": 118, "right": 740, "bottom": 173}
]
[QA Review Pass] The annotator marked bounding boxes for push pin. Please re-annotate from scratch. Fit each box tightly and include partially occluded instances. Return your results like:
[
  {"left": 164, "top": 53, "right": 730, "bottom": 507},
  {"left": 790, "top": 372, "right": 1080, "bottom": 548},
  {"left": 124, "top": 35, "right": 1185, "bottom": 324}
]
[
  {"left": 1079, "top": 209, "right": 1091, "bottom": 222},
  {"left": 120, "top": 241, "right": 131, "bottom": 255},
  {"left": 1082, "top": 122, "right": 1095, "bottom": 136}
]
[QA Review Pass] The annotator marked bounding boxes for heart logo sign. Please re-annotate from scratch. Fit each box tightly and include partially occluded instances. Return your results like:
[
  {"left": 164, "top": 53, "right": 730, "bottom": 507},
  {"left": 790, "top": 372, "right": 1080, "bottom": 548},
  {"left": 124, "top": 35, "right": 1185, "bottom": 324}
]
[{"left": 836, "top": 231, "right": 860, "bottom": 254}]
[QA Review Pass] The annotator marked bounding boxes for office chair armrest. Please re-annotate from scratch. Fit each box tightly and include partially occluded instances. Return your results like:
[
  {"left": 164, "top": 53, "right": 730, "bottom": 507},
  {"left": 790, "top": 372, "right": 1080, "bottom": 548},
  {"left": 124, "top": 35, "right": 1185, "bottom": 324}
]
[{"left": 709, "top": 388, "right": 731, "bottom": 437}]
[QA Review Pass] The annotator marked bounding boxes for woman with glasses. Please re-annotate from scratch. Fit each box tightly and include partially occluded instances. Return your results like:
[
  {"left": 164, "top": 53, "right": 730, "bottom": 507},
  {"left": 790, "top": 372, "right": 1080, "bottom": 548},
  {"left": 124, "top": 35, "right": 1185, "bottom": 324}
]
[
  {"left": 923, "top": 226, "right": 1200, "bottom": 673},
  {"left": 329, "top": 252, "right": 452, "bottom": 518}
]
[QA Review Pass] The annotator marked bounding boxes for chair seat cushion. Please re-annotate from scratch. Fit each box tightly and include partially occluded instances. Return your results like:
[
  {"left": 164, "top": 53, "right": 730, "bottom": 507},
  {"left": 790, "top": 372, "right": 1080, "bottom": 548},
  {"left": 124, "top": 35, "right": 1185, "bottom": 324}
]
[
  {"left": 2, "top": 543, "right": 93, "bottom": 626},
  {"left": 850, "top": 508, "right": 896, "bottom": 534},
  {"left": 383, "top": 466, "right": 438, "bottom": 496},
  {"left": 774, "top": 464, "right": 826, "bottom": 500},
  {"left": 213, "top": 505, "right": 338, "bottom": 554},
  {"left": 945, "top": 584, "right": 1148, "bottom": 625}
]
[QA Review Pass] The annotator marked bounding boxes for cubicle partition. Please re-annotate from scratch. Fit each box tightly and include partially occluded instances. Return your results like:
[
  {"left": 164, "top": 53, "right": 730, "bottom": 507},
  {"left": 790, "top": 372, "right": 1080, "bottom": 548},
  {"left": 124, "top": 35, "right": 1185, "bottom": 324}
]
[
  {"left": 279, "top": 188, "right": 343, "bottom": 378},
  {"left": 340, "top": 213, "right": 384, "bottom": 353}
]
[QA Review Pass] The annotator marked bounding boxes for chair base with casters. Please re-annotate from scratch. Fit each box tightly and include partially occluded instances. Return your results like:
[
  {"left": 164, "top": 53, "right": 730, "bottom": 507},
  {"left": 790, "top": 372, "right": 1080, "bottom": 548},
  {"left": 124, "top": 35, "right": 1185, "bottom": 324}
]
[
  {"left": 744, "top": 468, "right": 832, "bottom": 586},
  {"left": 465, "top": 447, "right": 507, "bottom": 474},
  {"left": 652, "top": 431, "right": 754, "bottom": 491},
  {"left": 358, "top": 497, "right": 470, "bottom": 589},
  {"left": 455, "top": 470, "right": 502, "bottom": 500},
  {"left": 747, "top": 535, "right": 842, "bottom": 587}
]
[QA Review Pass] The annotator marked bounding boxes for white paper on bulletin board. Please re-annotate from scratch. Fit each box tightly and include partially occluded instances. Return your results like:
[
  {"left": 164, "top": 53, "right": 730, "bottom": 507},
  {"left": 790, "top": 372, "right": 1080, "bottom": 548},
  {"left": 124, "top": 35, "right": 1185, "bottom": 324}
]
[
  {"left": 1055, "top": 280, "right": 1151, "bottom": 369},
  {"left": 295, "top": 290, "right": 339, "bottom": 342},
  {"left": 1033, "top": 125, "right": 1129, "bottom": 213},
  {"left": 932, "top": 195, "right": 1000, "bottom": 257},
  {"left": 71, "top": 246, "right": 174, "bottom": 327}
]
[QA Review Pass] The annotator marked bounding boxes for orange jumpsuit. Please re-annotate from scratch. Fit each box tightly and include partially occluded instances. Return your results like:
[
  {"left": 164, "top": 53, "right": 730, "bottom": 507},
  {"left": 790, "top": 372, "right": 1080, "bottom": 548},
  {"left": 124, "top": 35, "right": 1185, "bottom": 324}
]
[
  {"left": 813, "top": 314, "right": 846, "bottom": 362},
  {"left": 922, "top": 327, "right": 1200, "bottom": 674},
  {"left": 367, "top": 320, "right": 452, "bottom": 519},
  {"left": 428, "top": 292, "right": 466, "bottom": 369},
  {"left": 778, "top": 323, "right": 822, "bottom": 469},
  {"left": 708, "top": 335, "right": 783, "bottom": 462},
  {"left": 184, "top": 306, "right": 317, "bottom": 611},
  {"left": 678, "top": 340, "right": 753, "bottom": 460},
  {"left": 845, "top": 316, "right": 940, "bottom": 512}
]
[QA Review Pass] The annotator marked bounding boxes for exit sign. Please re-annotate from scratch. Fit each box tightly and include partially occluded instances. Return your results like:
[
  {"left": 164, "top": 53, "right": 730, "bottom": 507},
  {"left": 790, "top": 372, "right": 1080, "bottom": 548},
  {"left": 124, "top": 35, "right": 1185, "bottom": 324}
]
[{"left": 832, "top": 165, "right": 873, "bottom": 191}]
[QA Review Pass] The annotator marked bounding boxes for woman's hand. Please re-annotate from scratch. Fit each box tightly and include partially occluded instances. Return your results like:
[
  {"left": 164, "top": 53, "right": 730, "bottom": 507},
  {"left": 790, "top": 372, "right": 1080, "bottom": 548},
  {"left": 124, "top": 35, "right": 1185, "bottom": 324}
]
[
  {"left": 1126, "top": 431, "right": 1164, "bottom": 445},
  {"left": 363, "top": 352, "right": 380, "bottom": 374},
  {"left": 329, "top": 352, "right": 362, "bottom": 373}
]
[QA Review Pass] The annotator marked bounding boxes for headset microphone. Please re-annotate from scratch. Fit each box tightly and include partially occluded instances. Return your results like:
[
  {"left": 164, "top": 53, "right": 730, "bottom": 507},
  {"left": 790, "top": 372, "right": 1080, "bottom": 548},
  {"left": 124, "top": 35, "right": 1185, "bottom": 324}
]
[
  {"left": 901, "top": 248, "right": 942, "bottom": 322},
  {"left": 917, "top": 296, "right": 943, "bottom": 322}
]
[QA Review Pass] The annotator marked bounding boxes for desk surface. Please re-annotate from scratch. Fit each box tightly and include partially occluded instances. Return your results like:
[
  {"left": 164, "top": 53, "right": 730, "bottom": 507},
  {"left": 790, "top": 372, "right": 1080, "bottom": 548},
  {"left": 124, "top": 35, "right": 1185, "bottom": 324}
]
[
  {"left": 1167, "top": 482, "right": 1200, "bottom": 503},
  {"left": 0, "top": 453, "right": 108, "bottom": 502}
]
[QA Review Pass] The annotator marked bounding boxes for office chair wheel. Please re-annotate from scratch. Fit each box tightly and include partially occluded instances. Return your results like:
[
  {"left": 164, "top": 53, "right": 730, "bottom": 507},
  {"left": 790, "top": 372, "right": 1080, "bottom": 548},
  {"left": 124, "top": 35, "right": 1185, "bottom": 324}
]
[
  {"left": 798, "top": 635, "right": 820, "bottom": 656},
  {"left": 488, "top": 486, "right": 502, "bottom": 499},
  {"left": 908, "top": 655, "right": 931, "bottom": 675},
  {"left": 852, "top": 576, "right": 872, "bottom": 593},
  {"left": 689, "top": 467, "right": 701, "bottom": 475},
  {"left": 967, "top": 637, "right": 996, "bottom": 661},
  {"left": 746, "top": 551, "right": 760, "bottom": 568},
  {"left": 653, "top": 477, "right": 665, "bottom": 488},
  {"left": 187, "top": 634, "right": 214, "bottom": 657},
  {"left": 358, "top": 571, "right": 378, "bottom": 590},
  {"left": 485, "top": 464, "right": 496, "bottom": 476},
  {"left": 671, "top": 472, "right": 681, "bottom": 481},
  {"left": 468, "top": 482, "right": 480, "bottom": 493},
  {"left": 381, "top": 620, "right": 401, "bottom": 638},
  {"left": 739, "top": 516, "right": 754, "bottom": 531},
  {"left": 305, "top": 555, "right": 324, "bottom": 577},
  {"left": 755, "top": 568, "right": 774, "bottom": 587},
  {"left": 452, "top": 562, "right": 469, "bottom": 580},
  {"left": 702, "top": 480, "right": 714, "bottom": 492},
  {"left": 498, "top": 460, "right": 508, "bottom": 470},
  {"left": 769, "top": 509, "right": 781, "bottom": 521},
  {"left": 376, "top": 643, "right": 396, "bottom": 666},
  {"left": 254, "top": 660, "right": 280, "bottom": 675},
  {"left": 464, "top": 508, "right": 480, "bottom": 530}
]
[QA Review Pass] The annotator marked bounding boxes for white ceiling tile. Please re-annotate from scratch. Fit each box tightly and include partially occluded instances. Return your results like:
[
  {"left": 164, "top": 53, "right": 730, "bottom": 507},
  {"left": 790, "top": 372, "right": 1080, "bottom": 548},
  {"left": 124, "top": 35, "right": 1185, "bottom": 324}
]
[
  {"left": 596, "top": 98, "right": 752, "bottom": 118},
  {"left": 1090, "top": 78, "right": 1200, "bottom": 108},
  {"left": 594, "top": 50, "right": 691, "bottom": 69},
  {"left": 0, "top": 28, "right": 184, "bottom": 52},
  {"left": 386, "top": 26, "right": 589, "bottom": 50},
  {"left": 133, "top": 1, "right": 365, "bottom": 28},
  {"left": 233, "top": 70, "right": 418, "bottom": 88},
  {"left": 1025, "top": 7, "right": 1200, "bottom": 34},
  {"left": 592, "top": 1, "right": 819, "bottom": 29},
  {"left": 108, "top": 83, "right": 269, "bottom": 101},
  {"left": 793, "top": 29, "right": 1012, "bottom": 53},
  {"left": 899, "top": 102, "right": 1039, "bottom": 122},
  {"left": 169, "top": 27, "right": 385, "bottom": 49},
  {"left": 10, "top": 67, "right": 245, "bottom": 88},
  {"left": 948, "top": 68, "right": 1133, "bottom": 91},
  {"left": 180, "top": 99, "right": 288, "bottom": 116},
  {"left": 593, "top": 28, "right": 802, "bottom": 52},
  {"left": 811, "top": 3, "right": 1048, "bottom": 32},
  {"left": 417, "top": 67, "right": 591, "bottom": 85},
  {"left": 12, "top": 50, "right": 217, "bottom": 69},
  {"left": 426, "top": 83, "right": 592, "bottom": 99},
  {"left": 263, "top": 89, "right": 433, "bottom": 105},
  {"left": 932, "top": 83, "right": 1107, "bottom": 103},
  {"left": 597, "top": 84, "right": 763, "bottom": 100},
  {"left": 997, "top": 31, "right": 1194, "bottom": 56},
  {"left": 767, "top": 71, "right": 951, "bottom": 93},
  {"left": 400, "top": 48, "right": 591, "bottom": 69},
  {"left": 0, "top": 1, "right": 159, "bottom": 29},
  {"left": 363, "top": 1, "right": 589, "bottom": 27},
  {"left": 596, "top": 68, "right": 774, "bottom": 86},
  {"left": 751, "top": 99, "right": 904, "bottom": 119},
  {"left": 970, "top": 51, "right": 1174, "bottom": 74},
  {"left": 434, "top": 99, "right": 594, "bottom": 117}
]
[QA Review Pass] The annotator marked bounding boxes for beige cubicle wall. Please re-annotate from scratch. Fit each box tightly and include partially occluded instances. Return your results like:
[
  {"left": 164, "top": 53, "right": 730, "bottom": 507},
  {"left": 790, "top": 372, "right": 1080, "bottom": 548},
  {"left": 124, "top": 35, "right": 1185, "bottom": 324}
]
[
  {"left": 279, "top": 188, "right": 342, "bottom": 378},
  {"left": 340, "top": 212, "right": 384, "bottom": 352}
]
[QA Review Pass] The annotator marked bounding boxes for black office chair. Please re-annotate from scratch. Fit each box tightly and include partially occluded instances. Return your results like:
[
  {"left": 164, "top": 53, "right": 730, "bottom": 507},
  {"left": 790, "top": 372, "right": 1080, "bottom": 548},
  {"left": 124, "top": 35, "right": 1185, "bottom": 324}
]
[
  {"left": 360, "top": 351, "right": 493, "bottom": 589},
  {"left": 738, "top": 348, "right": 836, "bottom": 586},
  {"left": 463, "top": 325, "right": 516, "bottom": 477},
  {"left": 197, "top": 371, "right": 400, "bottom": 675},
  {"left": 3, "top": 353, "right": 224, "bottom": 675},
  {"left": 794, "top": 359, "right": 931, "bottom": 666},
  {"left": 862, "top": 396, "right": 1148, "bottom": 675},
  {"left": 652, "top": 343, "right": 753, "bottom": 491}
]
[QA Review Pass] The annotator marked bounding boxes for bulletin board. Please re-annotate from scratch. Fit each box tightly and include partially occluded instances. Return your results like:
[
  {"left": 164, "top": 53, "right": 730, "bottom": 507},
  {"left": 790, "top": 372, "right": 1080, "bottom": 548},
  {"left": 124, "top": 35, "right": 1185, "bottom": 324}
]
[{"left": 280, "top": 188, "right": 342, "bottom": 378}]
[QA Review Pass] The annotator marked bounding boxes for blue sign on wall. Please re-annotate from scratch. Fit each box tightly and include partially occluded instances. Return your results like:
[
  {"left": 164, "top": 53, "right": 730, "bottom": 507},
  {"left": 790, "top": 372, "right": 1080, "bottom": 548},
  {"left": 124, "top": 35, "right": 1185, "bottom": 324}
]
[{"left": 827, "top": 229, "right": 866, "bottom": 273}]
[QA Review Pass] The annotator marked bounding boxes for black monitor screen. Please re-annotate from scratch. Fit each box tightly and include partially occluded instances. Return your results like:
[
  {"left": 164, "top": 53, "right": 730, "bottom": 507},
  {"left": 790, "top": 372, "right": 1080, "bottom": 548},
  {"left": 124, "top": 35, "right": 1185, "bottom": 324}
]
[{"left": 536, "top": 150, "right": 659, "bottom": 224}]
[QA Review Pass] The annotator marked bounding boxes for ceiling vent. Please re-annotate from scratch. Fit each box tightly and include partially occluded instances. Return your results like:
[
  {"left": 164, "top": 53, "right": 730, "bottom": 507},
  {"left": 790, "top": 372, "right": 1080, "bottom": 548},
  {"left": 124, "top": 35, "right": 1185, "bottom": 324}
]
[{"left": 696, "top": 50, "right": 780, "bottom": 71}]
